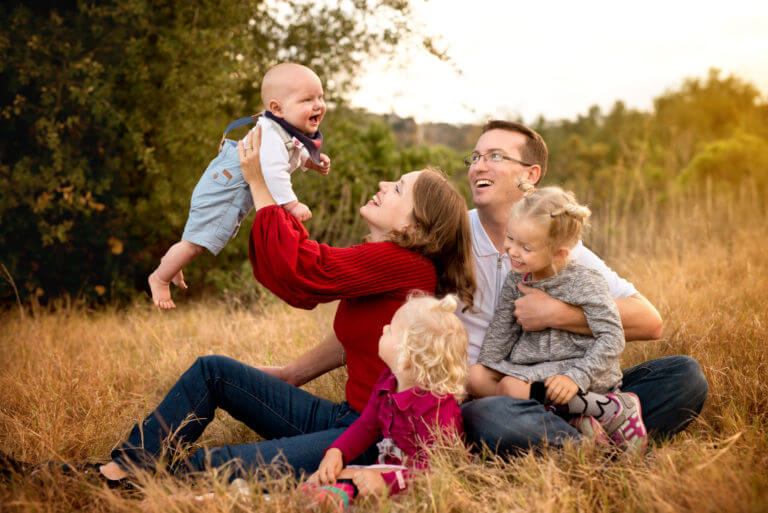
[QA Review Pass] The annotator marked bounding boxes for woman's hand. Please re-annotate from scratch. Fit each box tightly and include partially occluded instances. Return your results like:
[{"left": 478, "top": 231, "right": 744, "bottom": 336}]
[
  {"left": 238, "top": 126, "right": 277, "bottom": 210},
  {"left": 262, "top": 334, "right": 345, "bottom": 388},
  {"left": 545, "top": 374, "right": 579, "bottom": 404},
  {"left": 314, "top": 448, "right": 344, "bottom": 485},
  {"left": 257, "top": 365, "right": 295, "bottom": 386}
]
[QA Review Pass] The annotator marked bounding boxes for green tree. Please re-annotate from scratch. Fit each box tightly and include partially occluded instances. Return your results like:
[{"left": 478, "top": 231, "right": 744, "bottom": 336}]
[
  {"left": 0, "top": 0, "right": 429, "bottom": 304},
  {"left": 677, "top": 132, "right": 768, "bottom": 190}
]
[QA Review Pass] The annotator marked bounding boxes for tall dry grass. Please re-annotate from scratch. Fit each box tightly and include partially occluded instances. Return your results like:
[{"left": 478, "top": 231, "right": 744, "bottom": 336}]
[{"left": 1, "top": 186, "right": 767, "bottom": 512}]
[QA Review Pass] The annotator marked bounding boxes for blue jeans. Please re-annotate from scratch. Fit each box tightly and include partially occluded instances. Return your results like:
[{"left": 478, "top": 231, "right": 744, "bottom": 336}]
[
  {"left": 111, "top": 355, "right": 378, "bottom": 478},
  {"left": 461, "top": 355, "right": 708, "bottom": 454}
]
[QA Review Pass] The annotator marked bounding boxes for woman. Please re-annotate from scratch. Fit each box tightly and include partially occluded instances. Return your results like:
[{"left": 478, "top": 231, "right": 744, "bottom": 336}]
[{"left": 99, "top": 127, "right": 475, "bottom": 482}]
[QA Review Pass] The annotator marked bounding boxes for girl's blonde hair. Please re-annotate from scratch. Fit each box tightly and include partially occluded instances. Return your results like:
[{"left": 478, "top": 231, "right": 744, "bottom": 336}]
[
  {"left": 511, "top": 185, "right": 592, "bottom": 250},
  {"left": 395, "top": 293, "right": 468, "bottom": 401}
]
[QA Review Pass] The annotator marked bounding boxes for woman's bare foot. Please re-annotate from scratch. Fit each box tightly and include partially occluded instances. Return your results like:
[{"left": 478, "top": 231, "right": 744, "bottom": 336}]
[
  {"left": 99, "top": 461, "right": 130, "bottom": 481},
  {"left": 148, "top": 272, "right": 176, "bottom": 309}
]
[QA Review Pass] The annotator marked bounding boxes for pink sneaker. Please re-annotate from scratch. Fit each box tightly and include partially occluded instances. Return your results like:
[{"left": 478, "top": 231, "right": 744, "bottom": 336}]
[
  {"left": 300, "top": 482, "right": 353, "bottom": 512},
  {"left": 601, "top": 392, "right": 648, "bottom": 456},
  {"left": 569, "top": 415, "right": 611, "bottom": 448}
]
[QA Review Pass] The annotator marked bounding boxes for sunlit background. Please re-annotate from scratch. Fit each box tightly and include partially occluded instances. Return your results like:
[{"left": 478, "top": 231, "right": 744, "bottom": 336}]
[
  {"left": 3, "top": 0, "right": 767, "bottom": 304},
  {"left": 350, "top": 0, "right": 768, "bottom": 123}
]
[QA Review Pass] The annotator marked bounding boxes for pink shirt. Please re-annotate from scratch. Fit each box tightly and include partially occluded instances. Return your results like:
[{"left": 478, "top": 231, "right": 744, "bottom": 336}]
[{"left": 328, "top": 370, "right": 464, "bottom": 493}]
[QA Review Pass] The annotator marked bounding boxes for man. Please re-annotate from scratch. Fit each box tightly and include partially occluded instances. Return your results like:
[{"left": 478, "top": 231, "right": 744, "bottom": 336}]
[{"left": 458, "top": 120, "right": 708, "bottom": 452}]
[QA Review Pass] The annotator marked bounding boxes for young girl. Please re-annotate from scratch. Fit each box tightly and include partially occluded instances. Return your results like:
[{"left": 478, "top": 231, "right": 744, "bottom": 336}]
[
  {"left": 304, "top": 293, "right": 468, "bottom": 508},
  {"left": 467, "top": 185, "right": 648, "bottom": 455}
]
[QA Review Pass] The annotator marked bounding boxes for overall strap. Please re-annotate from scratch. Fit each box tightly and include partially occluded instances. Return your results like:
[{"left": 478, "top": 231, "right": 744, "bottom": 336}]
[
  {"left": 271, "top": 121, "right": 295, "bottom": 148},
  {"left": 256, "top": 116, "right": 303, "bottom": 160},
  {"left": 219, "top": 113, "right": 261, "bottom": 151},
  {"left": 218, "top": 113, "right": 299, "bottom": 160}
]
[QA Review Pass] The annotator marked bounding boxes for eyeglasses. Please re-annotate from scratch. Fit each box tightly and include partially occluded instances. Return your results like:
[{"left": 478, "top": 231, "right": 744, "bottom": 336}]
[{"left": 464, "top": 151, "right": 534, "bottom": 168}]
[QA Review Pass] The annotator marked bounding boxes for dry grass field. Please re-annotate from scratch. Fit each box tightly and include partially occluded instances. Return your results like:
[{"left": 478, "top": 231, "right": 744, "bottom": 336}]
[{"left": 1, "top": 188, "right": 767, "bottom": 512}]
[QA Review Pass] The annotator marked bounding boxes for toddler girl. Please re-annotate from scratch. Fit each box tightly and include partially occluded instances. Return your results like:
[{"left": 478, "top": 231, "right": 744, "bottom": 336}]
[
  {"left": 467, "top": 185, "right": 648, "bottom": 455},
  {"left": 304, "top": 293, "right": 468, "bottom": 508}
]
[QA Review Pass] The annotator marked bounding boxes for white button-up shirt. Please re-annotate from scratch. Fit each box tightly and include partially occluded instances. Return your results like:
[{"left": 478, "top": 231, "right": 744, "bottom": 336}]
[{"left": 254, "top": 117, "right": 310, "bottom": 205}]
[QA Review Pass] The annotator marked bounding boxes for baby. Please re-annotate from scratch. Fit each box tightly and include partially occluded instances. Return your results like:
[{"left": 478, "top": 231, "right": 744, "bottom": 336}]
[{"left": 149, "top": 63, "right": 330, "bottom": 309}]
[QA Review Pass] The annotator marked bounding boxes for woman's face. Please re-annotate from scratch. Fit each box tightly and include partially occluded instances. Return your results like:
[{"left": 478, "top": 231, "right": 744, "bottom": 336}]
[{"left": 360, "top": 170, "right": 421, "bottom": 241}]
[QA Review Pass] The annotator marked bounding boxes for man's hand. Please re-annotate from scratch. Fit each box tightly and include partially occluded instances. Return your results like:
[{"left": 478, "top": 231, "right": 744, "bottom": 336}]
[
  {"left": 514, "top": 282, "right": 579, "bottom": 331},
  {"left": 305, "top": 153, "right": 331, "bottom": 175},
  {"left": 544, "top": 374, "right": 579, "bottom": 405}
]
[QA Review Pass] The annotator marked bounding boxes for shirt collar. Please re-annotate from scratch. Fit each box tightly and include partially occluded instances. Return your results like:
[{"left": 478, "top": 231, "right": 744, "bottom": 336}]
[
  {"left": 377, "top": 370, "right": 432, "bottom": 411},
  {"left": 469, "top": 209, "right": 500, "bottom": 257},
  {"left": 262, "top": 110, "right": 323, "bottom": 163}
]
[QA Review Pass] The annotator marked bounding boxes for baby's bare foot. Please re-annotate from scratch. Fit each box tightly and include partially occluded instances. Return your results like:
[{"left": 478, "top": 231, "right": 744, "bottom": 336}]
[
  {"left": 149, "top": 272, "right": 176, "bottom": 309},
  {"left": 171, "top": 270, "right": 188, "bottom": 290}
]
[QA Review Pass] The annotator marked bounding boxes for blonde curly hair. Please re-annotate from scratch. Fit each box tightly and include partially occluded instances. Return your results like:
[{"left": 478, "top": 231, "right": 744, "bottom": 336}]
[{"left": 394, "top": 293, "right": 468, "bottom": 401}]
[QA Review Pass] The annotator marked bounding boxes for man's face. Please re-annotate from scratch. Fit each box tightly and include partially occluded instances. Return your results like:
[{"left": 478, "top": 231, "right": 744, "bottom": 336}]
[{"left": 468, "top": 129, "right": 537, "bottom": 210}]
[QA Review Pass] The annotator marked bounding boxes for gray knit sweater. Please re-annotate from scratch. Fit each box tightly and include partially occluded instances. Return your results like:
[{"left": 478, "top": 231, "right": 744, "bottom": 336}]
[{"left": 476, "top": 262, "right": 625, "bottom": 393}]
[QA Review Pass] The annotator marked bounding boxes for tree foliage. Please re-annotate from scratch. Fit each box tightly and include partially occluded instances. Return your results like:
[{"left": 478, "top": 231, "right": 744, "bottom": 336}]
[
  {"left": 1, "top": 0, "right": 766, "bottom": 308},
  {"left": 538, "top": 69, "right": 768, "bottom": 211},
  {"left": 0, "top": 0, "right": 430, "bottom": 303}
]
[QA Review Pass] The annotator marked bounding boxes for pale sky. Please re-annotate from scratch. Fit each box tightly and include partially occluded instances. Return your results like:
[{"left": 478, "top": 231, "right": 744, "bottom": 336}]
[{"left": 349, "top": 0, "right": 768, "bottom": 124}]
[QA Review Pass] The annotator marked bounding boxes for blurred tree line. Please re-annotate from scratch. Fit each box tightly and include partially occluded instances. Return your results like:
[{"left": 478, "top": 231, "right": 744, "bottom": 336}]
[
  {"left": 1, "top": 0, "right": 766, "bottom": 306},
  {"left": 537, "top": 69, "right": 768, "bottom": 210},
  {"left": 533, "top": 69, "right": 768, "bottom": 256}
]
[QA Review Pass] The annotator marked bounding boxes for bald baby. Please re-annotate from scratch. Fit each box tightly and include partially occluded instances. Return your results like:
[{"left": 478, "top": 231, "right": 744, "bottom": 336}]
[
  {"left": 262, "top": 63, "right": 318, "bottom": 104},
  {"left": 147, "top": 62, "right": 330, "bottom": 309},
  {"left": 261, "top": 63, "right": 325, "bottom": 134}
]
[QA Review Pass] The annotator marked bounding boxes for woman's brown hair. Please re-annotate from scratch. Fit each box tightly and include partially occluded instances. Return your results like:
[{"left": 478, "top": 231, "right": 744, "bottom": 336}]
[{"left": 389, "top": 168, "right": 476, "bottom": 312}]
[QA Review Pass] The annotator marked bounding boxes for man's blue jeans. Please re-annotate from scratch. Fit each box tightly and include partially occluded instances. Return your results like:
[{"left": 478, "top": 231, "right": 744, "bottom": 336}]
[
  {"left": 111, "top": 355, "right": 378, "bottom": 478},
  {"left": 461, "top": 355, "right": 709, "bottom": 453}
]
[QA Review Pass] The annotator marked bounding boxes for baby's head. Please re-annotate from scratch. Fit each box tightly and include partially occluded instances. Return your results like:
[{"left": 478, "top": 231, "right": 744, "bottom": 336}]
[
  {"left": 261, "top": 63, "right": 325, "bottom": 134},
  {"left": 505, "top": 186, "right": 591, "bottom": 278},
  {"left": 378, "top": 294, "right": 468, "bottom": 400}
]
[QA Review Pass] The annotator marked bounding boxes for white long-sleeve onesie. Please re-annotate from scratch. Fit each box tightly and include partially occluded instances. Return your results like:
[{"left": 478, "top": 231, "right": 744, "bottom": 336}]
[{"left": 254, "top": 116, "right": 310, "bottom": 205}]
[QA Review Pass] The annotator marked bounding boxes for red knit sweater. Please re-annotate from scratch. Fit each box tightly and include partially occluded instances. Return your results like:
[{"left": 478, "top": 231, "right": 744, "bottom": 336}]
[{"left": 249, "top": 206, "right": 437, "bottom": 412}]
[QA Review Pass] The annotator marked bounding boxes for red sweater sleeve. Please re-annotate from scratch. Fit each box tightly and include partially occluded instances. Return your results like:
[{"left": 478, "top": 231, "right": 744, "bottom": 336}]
[{"left": 249, "top": 205, "right": 435, "bottom": 310}]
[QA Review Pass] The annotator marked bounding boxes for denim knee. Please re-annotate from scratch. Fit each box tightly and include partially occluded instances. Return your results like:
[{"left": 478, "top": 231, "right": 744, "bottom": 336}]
[
  {"left": 623, "top": 355, "right": 709, "bottom": 437},
  {"left": 461, "top": 396, "right": 578, "bottom": 455},
  {"left": 649, "top": 355, "right": 709, "bottom": 413},
  {"left": 194, "top": 354, "right": 234, "bottom": 383},
  {"left": 666, "top": 355, "right": 709, "bottom": 427},
  {"left": 678, "top": 356, "right": 708, "bottom": 408}
]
